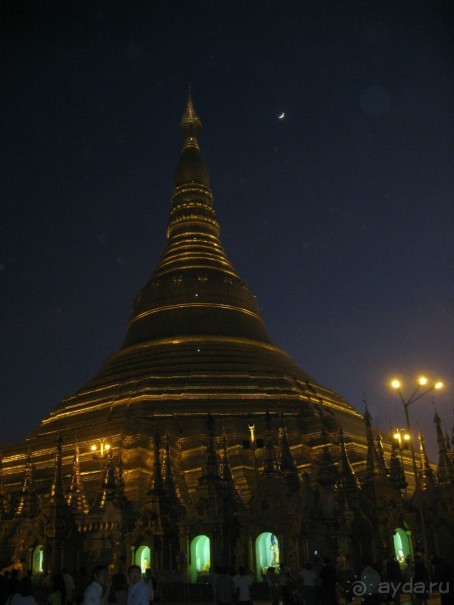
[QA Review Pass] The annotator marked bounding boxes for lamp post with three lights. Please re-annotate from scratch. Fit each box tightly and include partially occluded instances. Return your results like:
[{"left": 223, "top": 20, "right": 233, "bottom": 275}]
[
  {"left": 390, "top": 377, "right": 443, "bottom": 491},
  {"left": 390, "top": 375, "right": 444, "bottom": 577}
]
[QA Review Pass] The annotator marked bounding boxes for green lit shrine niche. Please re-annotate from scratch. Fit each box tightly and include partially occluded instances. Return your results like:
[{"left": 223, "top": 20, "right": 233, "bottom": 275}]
[
  {"left": 255, "top": 532, "right": 280, "bottom": 581},
  {"left": 32, "top": 545, "right": 43, "bottom": 576},
  {"left": 135, "top": 546, "right": 151, "bottom": 573},
  {"left": 393, "top": 528, "right": 411, "bottom": 565},
  {"left": 190, "top": 535, "right": 210, "bottom": 583}
]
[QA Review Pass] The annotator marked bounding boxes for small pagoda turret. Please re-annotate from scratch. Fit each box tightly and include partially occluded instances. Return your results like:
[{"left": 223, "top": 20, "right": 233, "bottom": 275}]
[
  {"left": 94, "top": 449, "right": 120, "bottom": 510},
  {"left": 262, "top": 411, "right": 279, "bottom": 475},
  {"left": 338, "top": 427, "right": 361, "bottom": 497},
  {"left": 418, "top": 431, "right": 436, "bottom": 494},
  {"left": 435, "top": 412, "right": 454, "bottom": 486},
  {"left": 67, "top": 445, "right": 89, "bottom": 515},
  {"left": 0, "top": 452, "right": 10, "bottom": 519},
  {"left": 389, "top": 441, "right": 407, "bottom": 492},
  {"left": 15, "top": 450, "right": 38, "bottom": 518}
]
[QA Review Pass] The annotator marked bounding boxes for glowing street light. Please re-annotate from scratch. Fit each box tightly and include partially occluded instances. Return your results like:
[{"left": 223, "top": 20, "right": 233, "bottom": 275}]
[
  {"left": 393, "top": 428, "right": 411, "bottom": 449},
  {"left": 390, "top": 375, "right": 444, "bottom": 571},
  {"left": 390, "top": 375, "right": 443, "bottom": 487},
  {"left": 90, "top": 437, "right": 111, "bottom": 468}
]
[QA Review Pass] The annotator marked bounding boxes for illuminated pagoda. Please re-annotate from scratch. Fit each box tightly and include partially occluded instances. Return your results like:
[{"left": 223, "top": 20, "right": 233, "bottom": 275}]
[{"left": 1, "top": 95, "right": 453, "bottom": 584}]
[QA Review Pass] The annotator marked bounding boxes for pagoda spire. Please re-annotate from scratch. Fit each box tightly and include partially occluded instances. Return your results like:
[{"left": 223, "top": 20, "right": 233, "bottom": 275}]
[
  {"left": 445, "top": 432, "right": 453, "bottom": 464},
  {"left": 67, "top": 445, "right": 89, "bottom": 514},
  {"left": 162, "top": 433, "right": 183, "bottom": 510},
  {"left": 389, "top": 441, "right": 407, "bottom": 491},
  {"left": 148, "top": 432, "right": 165, "bottom": 494},
  {"left": 200, "top": 414, "right": 221, "bottom": 481},
  {"left": 179, "top": 87, "right": 203, "bottom": 152},
  {"left": 338, "top": 427, "right": 361, "bottom": 494},
  {"left": 161, "top": 91, "right": 230, "bottom": 274},
  {"left": 123, "top": 93, "right": 270, "bottom": 349},
  {"left": 145, "top": 431, "right": 172, "bottom": 527},
  {"left": 434, "top": 412, "right": 454, "bottom": 485},
  {"left": 219, "top": 433, "right": 234, "bottom": 484},
  {"left": 161, "top": 433, "right": 172, "bottom": 486},
  {"left": 376, "top": 433, "right": 389, "bottom": 476},
  {"left": 0, "top": 452, "right": 9, "bottom": 518},
  {"left": 364, "top": 405, "right": 383, "bottom": 479},
  {"left": 50, "top": 435, "right": 66, "bottom": 503},
  {"left": 15, "top": 450, "right": 38, "bottom": 517},
  {"left": 277, "top": 414, "right": 298, "bottom": 474},
  {"left": 316, "top": 429, "right": 338, "bottom": 487},
  {"left": 418, "top": 431, "right": 436, "bottom": 493},
  {"left": 262, "top": 411, "right": 279, "bottom": 474},
  {"left": 94, "top": 449, "right": 118, "bottom": 509},
  {"left": 115, "top": 452, "right": 127, "bottom": 505}
]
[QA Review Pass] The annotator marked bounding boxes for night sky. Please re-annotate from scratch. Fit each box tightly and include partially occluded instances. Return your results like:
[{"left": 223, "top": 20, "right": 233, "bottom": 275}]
[{"left": 1, "top": 1, "right": 452, "bottom": 461}]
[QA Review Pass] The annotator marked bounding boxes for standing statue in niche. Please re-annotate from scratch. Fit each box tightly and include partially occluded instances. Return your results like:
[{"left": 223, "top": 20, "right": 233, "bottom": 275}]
[
  {"left": 270, "top": 534, "right": 279, "bottom": 566},
  {"left": 142, "top": 557, "right": 150, "bottom": 573}
]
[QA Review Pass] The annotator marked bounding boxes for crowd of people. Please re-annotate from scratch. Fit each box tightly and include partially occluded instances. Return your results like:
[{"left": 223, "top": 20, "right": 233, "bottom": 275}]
[
  {"left": 261, "top": 553, "right": 454, "bottom": 605},
  {"left": 0, "top": 565, "right": 156, "bottom": 605},
  {"left": 0, "top": 553, "right": 452, "bottom": 605},
  {"left": 210, "top": 553, "right": 454, "bottom": 605}
]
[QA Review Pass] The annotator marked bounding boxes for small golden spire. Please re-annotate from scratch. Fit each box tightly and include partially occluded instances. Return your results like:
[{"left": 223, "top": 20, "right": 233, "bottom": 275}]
[{"left": 180, "top": 85, "right": 202, "bottom": 131}]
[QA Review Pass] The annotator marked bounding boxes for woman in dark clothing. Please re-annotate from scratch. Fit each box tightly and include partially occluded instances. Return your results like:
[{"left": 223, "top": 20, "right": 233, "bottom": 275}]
[
  {"left": 48, "top": 575, "right": 66, "bottom": 605},
  {"left": 413, "top": 555, "right": 428, "bottom": 605},
  {"left": 279, "top": 564, "right": 294, "bottom": 605},
  {"left": 319, "top": 557, "right": 338, "bottom": 605},
  {"left": 431, "top": 557, "right": 454, "bottom": 605}
]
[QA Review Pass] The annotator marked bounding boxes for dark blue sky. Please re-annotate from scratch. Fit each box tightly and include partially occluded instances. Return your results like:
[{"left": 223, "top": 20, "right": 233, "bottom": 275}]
[{"left": 1, "top": 1, "right": 452, "bottom": 461}]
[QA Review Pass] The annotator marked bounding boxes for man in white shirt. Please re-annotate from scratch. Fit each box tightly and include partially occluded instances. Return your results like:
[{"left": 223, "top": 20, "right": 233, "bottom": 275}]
[
  {"left": 62, "top": 568, "right": 76, "bottom": 605},
  {"left": 127, "top": 565, "right": 149, "bottom": 605},
  {"left": 143, "top": 569, "right": 155, "bottom": 604},
  {"left": 83, "top": 565, "right": 111, "bottom": 605},
  {"left": 234, "top": 566, "right": 253, "bottom": 604}
]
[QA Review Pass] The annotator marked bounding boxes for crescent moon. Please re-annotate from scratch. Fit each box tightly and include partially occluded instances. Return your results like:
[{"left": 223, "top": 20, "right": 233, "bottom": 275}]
[{"left": 278, "top": 112, "right": 285, "bottom": 119}]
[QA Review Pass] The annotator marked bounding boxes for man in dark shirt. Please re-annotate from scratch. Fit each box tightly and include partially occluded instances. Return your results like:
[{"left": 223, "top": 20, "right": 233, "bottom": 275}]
[
  {"left": 319, "top": 557, "right": 338, "bottom": 605},
  {"left": 213, "top": 567, "right": 235, "bottom": 605}
]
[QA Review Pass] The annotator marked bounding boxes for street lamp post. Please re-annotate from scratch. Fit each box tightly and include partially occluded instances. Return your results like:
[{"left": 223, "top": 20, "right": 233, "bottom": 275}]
[
  {"left": 392, "top": 428, "right": 410, "bottom": 493},
  {"left": 391, "top": 377, "right": 443, "bottom": 491},
  {"left": 390, "top": 376, "right": 443, "bottom": 575},
  {"left": 90, "top": 437, "right": 111, "bottom": 469},
  {"left": 393, "top": 428, "right": 410, "bottom": 456}
]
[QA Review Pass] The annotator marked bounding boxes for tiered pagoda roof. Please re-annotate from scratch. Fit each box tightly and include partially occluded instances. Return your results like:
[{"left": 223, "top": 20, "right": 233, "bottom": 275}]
[{"left": 33, "top": 94, "right": 361, "bottom": 436}]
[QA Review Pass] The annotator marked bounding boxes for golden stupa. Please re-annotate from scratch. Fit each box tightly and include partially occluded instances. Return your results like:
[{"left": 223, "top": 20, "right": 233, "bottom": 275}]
[{"left": 3, "top": 96, "right": 437, "bottom": 583}]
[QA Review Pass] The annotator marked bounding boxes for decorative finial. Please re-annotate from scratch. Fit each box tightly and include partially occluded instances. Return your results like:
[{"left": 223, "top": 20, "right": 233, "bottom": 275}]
[{"left": 180, "top": 86, "right": 202, "bottom": 133}]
